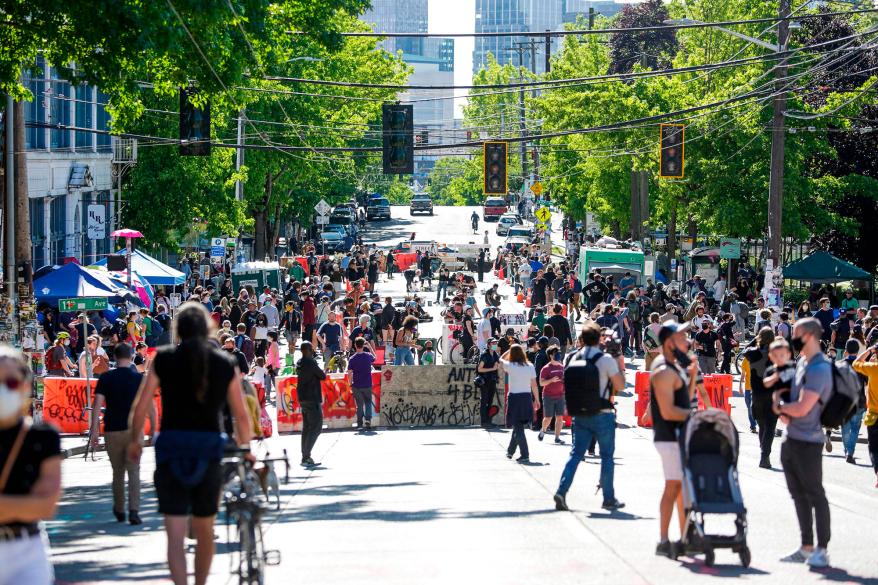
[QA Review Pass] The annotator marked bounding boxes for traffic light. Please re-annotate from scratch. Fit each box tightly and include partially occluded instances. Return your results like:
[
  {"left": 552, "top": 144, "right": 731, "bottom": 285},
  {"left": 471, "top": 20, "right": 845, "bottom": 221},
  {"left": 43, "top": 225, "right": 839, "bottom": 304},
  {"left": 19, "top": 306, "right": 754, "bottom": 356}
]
[
  {"left": 179, "top": 88, "right": 211, "bottom": 156},
  {"left": 483, "top": 141, "right": 508, "bottom": 195},
  {"left": 659, "top": 124, "right": 685, "bottom": 178},
  {"left": 382, "top": 103, "right": 414, "bottom": 175}
]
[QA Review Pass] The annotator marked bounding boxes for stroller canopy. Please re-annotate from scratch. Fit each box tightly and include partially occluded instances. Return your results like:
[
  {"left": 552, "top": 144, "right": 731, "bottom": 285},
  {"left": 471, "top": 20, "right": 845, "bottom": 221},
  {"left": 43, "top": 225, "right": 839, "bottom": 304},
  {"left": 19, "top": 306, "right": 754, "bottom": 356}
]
[{"left": 682, "top": 408, "right": 739, "bottom": 463}]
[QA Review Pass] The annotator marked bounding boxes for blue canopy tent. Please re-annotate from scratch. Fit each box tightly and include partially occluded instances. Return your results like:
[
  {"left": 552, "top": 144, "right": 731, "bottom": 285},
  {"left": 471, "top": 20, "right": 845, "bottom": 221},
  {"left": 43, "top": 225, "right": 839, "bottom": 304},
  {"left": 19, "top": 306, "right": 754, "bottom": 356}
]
[
  {"left": 94, "top": 249, "right": 185, "bottom": 286},
  {"left": 33, "top": 263, "right": 143, "bottom": 307}
]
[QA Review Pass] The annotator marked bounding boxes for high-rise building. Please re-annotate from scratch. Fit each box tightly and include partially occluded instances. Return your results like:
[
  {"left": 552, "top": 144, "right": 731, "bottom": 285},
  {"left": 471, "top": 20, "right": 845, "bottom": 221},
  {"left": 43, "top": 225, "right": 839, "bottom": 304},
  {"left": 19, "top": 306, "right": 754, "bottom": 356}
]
[
  {"left": 362, "top": 0, "right": 457, "bottom": 183},
  {"left": 473, "top": 0, "right": 563, "bottom": 75},
  {"left": 562, "top": 0, "right": 622, "bottom": 24}
]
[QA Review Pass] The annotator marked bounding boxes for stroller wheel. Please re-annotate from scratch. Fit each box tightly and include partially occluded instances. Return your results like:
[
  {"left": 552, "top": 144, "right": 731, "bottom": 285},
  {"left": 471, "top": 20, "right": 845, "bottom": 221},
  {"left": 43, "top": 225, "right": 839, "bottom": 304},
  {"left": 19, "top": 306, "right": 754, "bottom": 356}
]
[
  {"left": 704, "top": 546, "right": 715, "bottom": 568},
  {"left": 739, "top": 546, "right": 751, "bottom": 568}
]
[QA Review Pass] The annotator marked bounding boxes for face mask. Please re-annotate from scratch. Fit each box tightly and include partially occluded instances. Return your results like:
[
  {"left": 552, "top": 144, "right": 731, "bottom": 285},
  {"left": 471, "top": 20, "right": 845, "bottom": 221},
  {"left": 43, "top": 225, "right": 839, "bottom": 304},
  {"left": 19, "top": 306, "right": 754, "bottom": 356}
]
[
  {"left": 0, "top": 385, "right": 24, "bottom": 419},
  {"left": 673, "top": 347, "right": 692, "bottom": 367},
  {"left": 791, "top": 336, "right": 805, "bottom": 352},
  {"left": 64, "top": 340, "right": 70, "bottom": 346}
]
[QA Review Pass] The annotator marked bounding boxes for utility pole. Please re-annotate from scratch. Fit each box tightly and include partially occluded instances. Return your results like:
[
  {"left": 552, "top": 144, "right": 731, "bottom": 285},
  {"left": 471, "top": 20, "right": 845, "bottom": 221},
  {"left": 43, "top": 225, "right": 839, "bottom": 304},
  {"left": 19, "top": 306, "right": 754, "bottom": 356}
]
[
  {"left": 589, "top": 7, "right": 596, "bottom": 30},
  {"left": 544, "top": 31, "right": 552, "bottom": 74},
  {"left": 508, "top": 44, "right": 529, "bottom": 186},
  {"left": 4, "top": 95, "right": 15, "bottom": 308},
  {"left": 235, "top": 109, "right": 245, "bottom": 202},
  {"left": 767, "top": 0, "right": 791, "bottom": 272}
]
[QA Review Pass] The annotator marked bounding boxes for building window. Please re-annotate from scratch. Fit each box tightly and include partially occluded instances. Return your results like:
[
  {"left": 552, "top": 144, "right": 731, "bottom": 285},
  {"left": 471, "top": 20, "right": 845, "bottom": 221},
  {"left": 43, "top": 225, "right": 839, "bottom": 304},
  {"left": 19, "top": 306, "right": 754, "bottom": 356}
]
[
  {"left": 29, "top": 198, "right": 46, "bottom": 269},
  {"left": 96, "top": 90, "right": 111, "bottom": 152},
  {"left": 75, "top": 85, "right": 93, "bottom": 150},
  {"left": 50, "top": 195, "right": 67, "bottom": 263},
  {"left": 49, "top": 71, "right": 71, "bottom": 150},
  {"left": 25, "top": 58, "right": 46, "bottom": 150}
]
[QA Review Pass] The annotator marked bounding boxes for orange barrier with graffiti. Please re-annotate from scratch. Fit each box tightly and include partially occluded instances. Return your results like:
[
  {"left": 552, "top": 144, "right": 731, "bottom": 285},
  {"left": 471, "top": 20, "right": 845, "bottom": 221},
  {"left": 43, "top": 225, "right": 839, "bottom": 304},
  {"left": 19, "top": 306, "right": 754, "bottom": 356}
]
[
  {"left": 277, "top": 372, "right": 382, "bottom": 433},
  {"left": 42, "top": 377, "right": 161, "bottom": 435}
]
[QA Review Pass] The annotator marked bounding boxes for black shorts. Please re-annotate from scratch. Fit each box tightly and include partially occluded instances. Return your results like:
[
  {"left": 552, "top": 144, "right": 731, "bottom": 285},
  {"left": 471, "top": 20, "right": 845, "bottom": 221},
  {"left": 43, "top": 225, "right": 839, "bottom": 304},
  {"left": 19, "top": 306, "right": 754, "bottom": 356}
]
[{"left": 154, "top": 462, "right": 223, "bottom": 517}]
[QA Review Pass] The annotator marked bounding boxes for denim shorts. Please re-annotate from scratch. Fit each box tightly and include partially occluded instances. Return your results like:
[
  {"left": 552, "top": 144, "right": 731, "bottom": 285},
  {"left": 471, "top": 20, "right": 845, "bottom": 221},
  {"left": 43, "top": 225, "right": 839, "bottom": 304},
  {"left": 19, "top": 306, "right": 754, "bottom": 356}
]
[{"left": 542, "top": 395, "right": 567, "bottom": 418}]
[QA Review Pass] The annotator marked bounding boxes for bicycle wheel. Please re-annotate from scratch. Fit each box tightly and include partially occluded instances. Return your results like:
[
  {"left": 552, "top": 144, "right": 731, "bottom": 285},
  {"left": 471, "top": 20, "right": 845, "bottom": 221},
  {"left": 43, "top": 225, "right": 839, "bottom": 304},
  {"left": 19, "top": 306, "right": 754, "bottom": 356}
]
[
  {"left": 237, "top": 515, "right": 265, "bottom": 585},
  {"left": 735, "top": 350, "right": 745, "bottom": 376}
]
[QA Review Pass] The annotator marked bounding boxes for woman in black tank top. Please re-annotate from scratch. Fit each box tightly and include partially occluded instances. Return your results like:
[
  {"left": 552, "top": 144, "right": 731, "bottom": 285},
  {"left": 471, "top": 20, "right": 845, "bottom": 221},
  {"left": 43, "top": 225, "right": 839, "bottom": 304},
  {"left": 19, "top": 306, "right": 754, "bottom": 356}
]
[{"left": 127, "top": 302, "right": 253, "bottom": 585}]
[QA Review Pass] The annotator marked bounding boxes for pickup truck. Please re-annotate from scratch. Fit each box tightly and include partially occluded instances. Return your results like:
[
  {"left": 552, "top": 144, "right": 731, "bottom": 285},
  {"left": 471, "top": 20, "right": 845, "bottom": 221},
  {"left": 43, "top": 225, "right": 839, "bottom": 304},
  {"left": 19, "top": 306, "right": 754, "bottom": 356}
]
[
  {"left": 366, "top": 197, "right": 391, "bottom": 221},
  {"left": 409, "top": 195, "right": 434, "bottom": 216},
  {"left": 483, "top": 197, "right": 508, "bottom": 222}
]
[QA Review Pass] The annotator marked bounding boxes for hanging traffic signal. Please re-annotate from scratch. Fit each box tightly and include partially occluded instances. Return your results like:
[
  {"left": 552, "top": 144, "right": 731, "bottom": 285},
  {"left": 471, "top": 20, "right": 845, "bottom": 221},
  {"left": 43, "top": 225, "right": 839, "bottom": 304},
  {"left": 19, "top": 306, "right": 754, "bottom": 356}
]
[
  {"left": 659, "top": 124, "right": 685, "bottom": 178},
  {"left": 179, "top": 88, "right": 211, "bottom": 156},
  {"left": 483, "top": 141, "right": 508, "bottom": 195},
  {"left": 382, "top": 103, "right": 414, "bottom": 174}
]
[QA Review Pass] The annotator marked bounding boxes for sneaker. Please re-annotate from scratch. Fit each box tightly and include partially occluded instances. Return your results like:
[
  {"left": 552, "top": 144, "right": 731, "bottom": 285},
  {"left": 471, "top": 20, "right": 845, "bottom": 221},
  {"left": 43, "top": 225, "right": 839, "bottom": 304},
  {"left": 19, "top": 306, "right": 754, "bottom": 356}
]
[
  {"left": 781, "top": 548, "right": 811, "bottom": 563},
  {"left": 516, "top": 456, "right": 530, "bottom": 463},
  {"left": 655, "top": 540, "right": 674, "bottom": 558},
  {"left": 806, "top": 548, "right": 830, "bottom": 568},
  {"left": 364, "top": 420, "right": 371, "bottom": 430},
  {"left": 113, "top": 510, "right": 126, "bottom": 523},
  {"left": 587, "top": 449, "right": 596, "bottom": 457},
  {"left": 301, "top": 457, "right": 320, "bottom": 467},
  {"left": 538, "top": 431, "right": 545, "bottom": 442},
  {"left": 750, "top": 426, "right": 757, "bottom": 434},
  {"left": 553, "top": 493, "right": 569, "bottom": 511},
  {"left": 601, "top": 499, "right": 625, "bottom": 511},
  {"left": 775, "top": 429, "right": 783, "bottom": 437},
  {"left": 555, "top": 437, "right": 563, "bottom": 444},
  {"left": 506, "top": 452, "right": 513, "bottom": 460},
  {"left": 824, "top": 431, "right": 833, "bottom": 452},
  {"left": 759, "top": 456, "right": 772, "bottom": 469},
  {"left": 845, "top": 454, "right": 855, "bottom": 464},
  {"left": 128, "top": 511, "right": 142, "bottom": 526}
]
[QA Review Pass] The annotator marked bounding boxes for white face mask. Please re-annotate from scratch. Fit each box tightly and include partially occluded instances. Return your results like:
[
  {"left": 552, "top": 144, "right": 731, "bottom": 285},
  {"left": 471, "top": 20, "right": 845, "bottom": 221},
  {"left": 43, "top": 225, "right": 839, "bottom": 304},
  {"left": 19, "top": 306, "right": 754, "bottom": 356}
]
[{"left": 0, "top": 385, "right": 24, "bottom": 419}]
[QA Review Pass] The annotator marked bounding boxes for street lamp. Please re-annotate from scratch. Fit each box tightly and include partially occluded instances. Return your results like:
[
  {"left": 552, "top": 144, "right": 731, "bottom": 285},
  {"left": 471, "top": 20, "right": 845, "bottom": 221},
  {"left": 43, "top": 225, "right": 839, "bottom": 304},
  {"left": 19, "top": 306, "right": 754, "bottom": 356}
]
[{"left": 665, "top": 3, "right": 795, "bottom": 288}]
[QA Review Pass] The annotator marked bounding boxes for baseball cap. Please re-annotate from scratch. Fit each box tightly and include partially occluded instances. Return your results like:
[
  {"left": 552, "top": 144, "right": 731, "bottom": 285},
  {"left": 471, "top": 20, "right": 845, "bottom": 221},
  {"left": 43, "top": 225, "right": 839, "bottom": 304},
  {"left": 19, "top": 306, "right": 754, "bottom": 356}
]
[
  {"left": 658, "top": 320, "right": 691, "bottom": 344},
  {"left": 505, "top": 327, "right": 515, "bottom": 336},
  {"left": 870, "top": 305, "right": 878, "bottom": 311},
  {"left": 537, "top": 336, "right": 549, "bottom": 346}
]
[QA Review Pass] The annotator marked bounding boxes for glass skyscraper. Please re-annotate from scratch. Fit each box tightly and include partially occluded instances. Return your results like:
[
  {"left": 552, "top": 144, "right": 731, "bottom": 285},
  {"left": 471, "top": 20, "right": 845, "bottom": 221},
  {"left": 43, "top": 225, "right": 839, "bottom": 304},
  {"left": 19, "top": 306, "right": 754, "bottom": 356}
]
[{"left": 473, "top": 0, "right": 563, "bottom": 75}]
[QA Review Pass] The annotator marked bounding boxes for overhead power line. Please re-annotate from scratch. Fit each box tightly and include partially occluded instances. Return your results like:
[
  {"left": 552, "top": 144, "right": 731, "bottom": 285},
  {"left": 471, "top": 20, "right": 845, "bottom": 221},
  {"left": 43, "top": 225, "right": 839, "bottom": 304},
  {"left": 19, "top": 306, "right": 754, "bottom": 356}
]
[{"left": 285, "top": 8, "right": 878, "bottom": 39}]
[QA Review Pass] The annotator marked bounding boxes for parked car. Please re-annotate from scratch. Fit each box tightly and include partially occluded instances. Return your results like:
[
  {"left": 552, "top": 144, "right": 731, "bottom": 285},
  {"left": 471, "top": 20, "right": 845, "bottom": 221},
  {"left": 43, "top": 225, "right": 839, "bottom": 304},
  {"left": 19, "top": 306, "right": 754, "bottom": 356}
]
[
  {"left": 367, "top": 197, "right": 391, "bottom": 220},
  {"left": 409, "top": 195, "right": 434, "bottom": 216},
  {"left": 318, "top": 231, "right": 350, "bottom": 253},
  {"left": 506, "top": 225, "right": 534, "bottom": 240},
  {"left": 483, "top": 196, "right": 508, "bottom": 222},
  {"left": 504, "top": 235, "right": 531, "bottom": 253},
  {"left": 328, "top": 213, "right": 358, "bottom": 236},
  {"left": 496, "top": 213, "right": 523, "bottom": 236}
]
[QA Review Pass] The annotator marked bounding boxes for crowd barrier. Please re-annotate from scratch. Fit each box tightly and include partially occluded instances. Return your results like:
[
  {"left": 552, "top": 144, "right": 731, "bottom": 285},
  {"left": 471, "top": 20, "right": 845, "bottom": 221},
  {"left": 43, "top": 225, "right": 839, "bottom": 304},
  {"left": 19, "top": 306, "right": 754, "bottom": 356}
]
[
  {"left": 276, "top": 372, "right": 383, "bottom": 433},
  {"left": 42, "top": 377, "right": 161, "bottom": 435},
  {"left": 380, "top": 365, "right": 505, "bottom": 428},
  {"left": 394, "top": 253, "right": 418, "bottom": 271},
  {"left": 632, "top": 371, "right": 733, "bottom": 428}
]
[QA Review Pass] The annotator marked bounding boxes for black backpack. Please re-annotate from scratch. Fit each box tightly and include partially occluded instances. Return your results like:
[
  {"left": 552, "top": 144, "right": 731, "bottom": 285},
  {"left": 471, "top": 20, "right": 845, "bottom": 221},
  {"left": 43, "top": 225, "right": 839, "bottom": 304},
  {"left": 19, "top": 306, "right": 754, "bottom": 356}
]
[
  {"left": 819, "top": 360, "right": 862, "bottom": 428},
  {"left": 563, "top": 349, "right": 610, "bottom": 416}
]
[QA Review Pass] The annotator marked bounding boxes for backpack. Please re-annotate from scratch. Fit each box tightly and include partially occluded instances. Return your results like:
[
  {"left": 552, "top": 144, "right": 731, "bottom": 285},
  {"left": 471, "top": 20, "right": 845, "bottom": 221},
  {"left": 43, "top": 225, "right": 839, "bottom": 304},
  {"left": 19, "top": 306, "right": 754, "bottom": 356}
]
[
  {"left": 563, "top": 349, "right": 611, "bottom": 416},
  {"left": 628, "top": 301, "right": 641, "bottom": 323},
  {"left": 150, "top": 315, "right": 165, "bottom": 340},
  {"left": 775, "top": 321, "right": 791, "bottom": 341},
  {"left": 819, "top": 360, "right": 862, "bottom": 428}
]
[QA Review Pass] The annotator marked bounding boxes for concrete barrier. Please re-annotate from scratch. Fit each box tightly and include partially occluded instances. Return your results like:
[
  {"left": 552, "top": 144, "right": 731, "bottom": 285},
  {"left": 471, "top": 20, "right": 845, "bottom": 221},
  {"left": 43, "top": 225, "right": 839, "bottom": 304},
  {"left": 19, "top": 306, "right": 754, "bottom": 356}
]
[{"left": 380, "top": 365, "right": 505, "bottom": 428}]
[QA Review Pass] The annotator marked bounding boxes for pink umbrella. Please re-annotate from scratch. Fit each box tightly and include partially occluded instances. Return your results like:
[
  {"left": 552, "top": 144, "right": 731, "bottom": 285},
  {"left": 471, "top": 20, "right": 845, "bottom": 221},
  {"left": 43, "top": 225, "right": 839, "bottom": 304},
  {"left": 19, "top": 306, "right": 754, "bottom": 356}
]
[{"left": 111, "top": 228, "right": 144, "bottom": 238}]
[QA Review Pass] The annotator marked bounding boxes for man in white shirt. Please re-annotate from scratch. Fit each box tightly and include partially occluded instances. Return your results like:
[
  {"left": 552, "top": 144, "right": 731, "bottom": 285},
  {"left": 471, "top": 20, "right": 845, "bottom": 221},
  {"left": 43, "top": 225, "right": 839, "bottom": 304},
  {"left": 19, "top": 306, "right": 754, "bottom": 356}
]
[
  {"left": 713, "top": 275, "right": 727, "bottom": 302},
  {"left": 518, "top": 261, "right": 533, "bottom": 294},
  {"left": 477, "top": 308, "right": 494, "bottom": 352},
  {"left": 260, "top": 296, "right": 280, "bottom": 330}
]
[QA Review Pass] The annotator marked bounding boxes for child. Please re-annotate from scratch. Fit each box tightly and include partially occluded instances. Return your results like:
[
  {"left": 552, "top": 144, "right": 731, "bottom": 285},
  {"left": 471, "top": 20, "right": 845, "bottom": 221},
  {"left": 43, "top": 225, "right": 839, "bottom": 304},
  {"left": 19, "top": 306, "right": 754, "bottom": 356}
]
[
  {"left": 420, "top": 340, "right": 436, "bottom": 365},
  {"left": 251, "top": 356, "right": 269, "bottom": 402},
  {"left": 265, "top": 331, "right": 281, "bottom": 396}
]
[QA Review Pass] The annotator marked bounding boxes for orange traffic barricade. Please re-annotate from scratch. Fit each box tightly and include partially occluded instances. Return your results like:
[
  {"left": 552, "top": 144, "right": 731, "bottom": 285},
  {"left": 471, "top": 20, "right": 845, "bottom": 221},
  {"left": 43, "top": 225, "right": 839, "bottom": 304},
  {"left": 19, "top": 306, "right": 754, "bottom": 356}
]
[{"left": 635, "top": 371, "right": 651, "bottom": 398}]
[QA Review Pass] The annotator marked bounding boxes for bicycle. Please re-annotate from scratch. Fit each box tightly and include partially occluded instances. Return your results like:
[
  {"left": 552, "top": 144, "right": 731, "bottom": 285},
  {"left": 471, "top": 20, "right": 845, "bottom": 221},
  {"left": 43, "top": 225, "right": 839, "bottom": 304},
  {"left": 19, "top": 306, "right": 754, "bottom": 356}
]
[
  {"left": 326, "top": 350, "right": 349, "bottom": 373},
  {"left": 222, "top": 447, "right": 289, "bottom": 585},
  {"left": 447, "top": 330, "right": 481, "bottom": 365}
]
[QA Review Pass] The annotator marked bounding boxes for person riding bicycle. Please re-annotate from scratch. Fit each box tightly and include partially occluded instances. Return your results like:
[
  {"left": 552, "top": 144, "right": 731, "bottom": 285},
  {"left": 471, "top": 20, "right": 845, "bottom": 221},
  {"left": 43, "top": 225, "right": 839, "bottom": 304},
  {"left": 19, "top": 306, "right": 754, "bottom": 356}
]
[{"left": 471, "top": 211, "right": 479, "bottom": 233}]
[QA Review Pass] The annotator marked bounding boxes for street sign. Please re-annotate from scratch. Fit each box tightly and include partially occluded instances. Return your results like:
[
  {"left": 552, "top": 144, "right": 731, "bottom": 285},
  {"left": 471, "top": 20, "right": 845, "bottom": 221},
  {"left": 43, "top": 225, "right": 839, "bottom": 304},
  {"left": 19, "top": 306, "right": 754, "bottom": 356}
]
[
  {"left": 210, "top": 237, "right": 225, "bottom": 261},
  {"left": 719, "top": 237, "right": 741, "bottom": 259},
  {"left": 681, "top": 237, "right": 694, "bottom": 252},
  {"left": 316, "top": 216, "right": 329, "bottom": 225},
  {"left": 530, "top": 181, "right": 543, "bottom": 196},
  {"left": 536, "top": 221, "right": 548, "bottom": 231},
  {"left": 315, "top": 199, "right": 331, "bottom": 216},
  {"left": 58, "top": 297, "right": 108, "bottom": 312},
  {"left": 535, "top": 206, "right": 551, "bottom": 223}
]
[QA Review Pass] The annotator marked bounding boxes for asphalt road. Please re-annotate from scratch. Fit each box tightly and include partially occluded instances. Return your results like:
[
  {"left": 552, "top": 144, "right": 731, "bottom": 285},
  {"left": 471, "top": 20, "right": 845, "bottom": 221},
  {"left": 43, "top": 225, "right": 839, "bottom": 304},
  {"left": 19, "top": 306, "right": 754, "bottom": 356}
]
[{"left": 50, "top": 207, "right": 878, "bottom": 585}]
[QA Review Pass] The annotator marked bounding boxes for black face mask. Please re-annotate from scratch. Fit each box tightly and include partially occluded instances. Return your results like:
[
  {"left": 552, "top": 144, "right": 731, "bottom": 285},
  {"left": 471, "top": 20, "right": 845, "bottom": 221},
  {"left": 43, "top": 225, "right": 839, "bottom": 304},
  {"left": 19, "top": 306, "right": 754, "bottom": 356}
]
[
  {"left": 673, "top": 347, "right": 692, "bottom": 367},
  {"left": 791, "top": 336, "right": 806, "bottom": 352}
]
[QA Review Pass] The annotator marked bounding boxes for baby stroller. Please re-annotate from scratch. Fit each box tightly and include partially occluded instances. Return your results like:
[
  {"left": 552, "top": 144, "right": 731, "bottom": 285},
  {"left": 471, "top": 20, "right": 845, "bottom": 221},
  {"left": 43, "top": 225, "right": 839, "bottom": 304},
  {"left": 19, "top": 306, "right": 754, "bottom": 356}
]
[{"left": 675, "top": 409, "right": 750, "bottom": 567}]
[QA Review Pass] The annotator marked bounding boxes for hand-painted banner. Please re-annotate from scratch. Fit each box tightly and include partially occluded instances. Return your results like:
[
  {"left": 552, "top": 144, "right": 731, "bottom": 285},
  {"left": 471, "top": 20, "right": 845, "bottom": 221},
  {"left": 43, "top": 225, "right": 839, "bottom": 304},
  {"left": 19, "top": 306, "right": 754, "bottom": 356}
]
[
  {"left": 42, "top": 376, "right": 161, "bottom": 435},
  {"left": 277, "top": 372, "right": 382, "bottom": 433}
]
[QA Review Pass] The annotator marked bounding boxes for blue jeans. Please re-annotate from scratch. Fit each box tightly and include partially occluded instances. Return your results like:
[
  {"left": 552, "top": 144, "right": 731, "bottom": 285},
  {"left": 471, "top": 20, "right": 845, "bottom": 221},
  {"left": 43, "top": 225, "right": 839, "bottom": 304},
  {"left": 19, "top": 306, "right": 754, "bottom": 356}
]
[
  {"left": 557, "top": 412, "right": 617, "bottom": 503},
  {"left": 436, "top": 282, "right": 448, "bottom": 302},
  {"left": 842, "top": 408, "right": 865, "bottom": 456},
  {"left": 744, "top": 390, "right": 756, "bottom": 429},
  {"left": 394, "top": 347, "right": 414, "bottom": 366}
]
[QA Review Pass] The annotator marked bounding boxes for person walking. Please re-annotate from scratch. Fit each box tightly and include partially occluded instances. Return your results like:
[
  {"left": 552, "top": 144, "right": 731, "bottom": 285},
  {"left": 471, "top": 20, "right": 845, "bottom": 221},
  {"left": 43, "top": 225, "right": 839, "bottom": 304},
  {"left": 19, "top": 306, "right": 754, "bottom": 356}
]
[
  {"left": 499, "top": 345, "right": 540, "bottom": 463},
  {"left": 127, "top": 302, "right": 253, "bottom": 585},
  {"left": 743, "top": 328, "right": 778, "bottom": 467},
  {"left": 317, "top": 312, "right": 344, "bottom": 368},
  {"left": 297, "top": 341, "right": 326, "bottom": 467},
  {"left": 851, "top": 344, "right": 878, "bottom": 487},
  {"left": 90, "top": 343, "right": 153, "bottom": 524},
  {"left": 0, "top": 346, "right": 63, "bottom": 585},
  {"left": 773, "top": 317, "right": 833, "bottom": 568},
  {"left": 393, "top": 316, "right": 418, "bottom": 366},
  {"left": 347, "top": 337, "right": 376, "bottom": 430},
  {"left": 553, "top": 324, "right": 626, "bottom": 512},
  {"left": 477, "top": 339, "right": 500, "bottom": 428},
  {"left": 538, "top": 346, "right": 567, "bottom": 445},
  {"left": 649, "top": 321, "right": 697, "bottom": 558}
]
